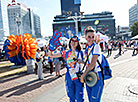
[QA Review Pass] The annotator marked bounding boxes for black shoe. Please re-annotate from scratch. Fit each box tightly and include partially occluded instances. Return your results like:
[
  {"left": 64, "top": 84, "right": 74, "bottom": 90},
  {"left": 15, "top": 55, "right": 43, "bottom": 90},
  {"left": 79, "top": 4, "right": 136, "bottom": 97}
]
[{"left": 58, "top": 75, "right": 62, "bottom": 77}]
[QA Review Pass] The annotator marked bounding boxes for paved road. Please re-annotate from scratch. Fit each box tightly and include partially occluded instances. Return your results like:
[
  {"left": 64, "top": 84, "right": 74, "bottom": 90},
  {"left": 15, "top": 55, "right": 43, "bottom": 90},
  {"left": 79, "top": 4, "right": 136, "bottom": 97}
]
[{"left": 0, "top": 49, "right": 138, "bottom": 102}]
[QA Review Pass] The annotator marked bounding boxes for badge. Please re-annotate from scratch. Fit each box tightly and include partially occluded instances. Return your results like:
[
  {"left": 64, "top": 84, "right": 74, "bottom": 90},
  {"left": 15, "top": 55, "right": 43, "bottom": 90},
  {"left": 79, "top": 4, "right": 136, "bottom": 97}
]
[{"left": 69, "top": 68, "right": 78, "bottom": 80}]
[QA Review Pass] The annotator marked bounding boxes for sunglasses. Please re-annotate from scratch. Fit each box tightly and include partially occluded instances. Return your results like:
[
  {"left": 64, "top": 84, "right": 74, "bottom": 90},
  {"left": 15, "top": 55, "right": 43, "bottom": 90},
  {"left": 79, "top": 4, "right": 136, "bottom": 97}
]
[
  {"left": 71, "top": 39, "right": 78, "bottom": 42},
  {"left": 87, "top": 36, "right": 94, "bottom": 39}
]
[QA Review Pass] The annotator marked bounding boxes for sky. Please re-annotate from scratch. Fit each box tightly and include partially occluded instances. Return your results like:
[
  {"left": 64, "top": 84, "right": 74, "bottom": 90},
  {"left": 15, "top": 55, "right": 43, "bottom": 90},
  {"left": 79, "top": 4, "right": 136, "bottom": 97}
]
[{"left": 17, "top": 0, "right": 137, "bottom": 37}]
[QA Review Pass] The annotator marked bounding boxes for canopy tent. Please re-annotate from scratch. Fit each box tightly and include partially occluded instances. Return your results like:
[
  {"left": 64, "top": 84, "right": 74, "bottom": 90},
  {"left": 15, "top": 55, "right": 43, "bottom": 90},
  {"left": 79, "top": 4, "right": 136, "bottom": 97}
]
[
  {"left": 36, "top": 38, "right": 47, "bottom": 48},
  {"left": 96, "top": 32, "right": 109, "bottom": 42},
  {"left": 79, "top": 36, "right": 87, "bottom": 43},
  {"left": 131, "top": 35, "right": 138, "bottom": 40},
  {"left": 0, "top": 42, "right": 4, "bottom": 50}
]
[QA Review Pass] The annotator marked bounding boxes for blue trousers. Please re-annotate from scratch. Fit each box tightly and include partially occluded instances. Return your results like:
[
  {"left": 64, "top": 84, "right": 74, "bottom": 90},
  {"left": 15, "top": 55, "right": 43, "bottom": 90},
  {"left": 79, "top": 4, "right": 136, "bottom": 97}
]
[
  {"left": 65, "top": 73, "right": 84, "bottom": 102},
  {"left": 86, "top": 72, "right": 104, "bottom": 102}
]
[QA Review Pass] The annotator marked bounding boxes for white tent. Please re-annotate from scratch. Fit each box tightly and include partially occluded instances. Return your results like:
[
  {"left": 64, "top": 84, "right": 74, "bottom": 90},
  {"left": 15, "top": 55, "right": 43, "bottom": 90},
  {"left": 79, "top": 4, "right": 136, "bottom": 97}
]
[
  {"left": 96, "top": 32, "right": 109, "bottom": 42},
  {"left": 36, "top": 38, "right": 47, "bottom": 47},
  {"left": 0, "top": 42, "right": 4, "bottom": 50},
  {"left": 79, "top": 36, "right": 87, "bottom": 43},
  {"left": 131, "top": 35, "right": 138, "bottom": 40}
]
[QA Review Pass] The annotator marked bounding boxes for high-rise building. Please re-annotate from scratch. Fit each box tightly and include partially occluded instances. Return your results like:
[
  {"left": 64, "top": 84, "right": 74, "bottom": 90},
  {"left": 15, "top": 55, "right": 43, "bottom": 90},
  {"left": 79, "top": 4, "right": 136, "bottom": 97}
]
[
  {"left": 28, "top": 8, "right": 41, "bottom": 38},
  {"left": 33, "top": 13, "right": 41, "bottom": 38},
  {"left": 0, "top": 0, "right": 11, "bottom": 41},
  {"left": 129, "top": 4, "right": 138, "bottom": 27},
  {"left": 7, "top": 0, "right": 41, "bottom": 38},
  {"left": 60, "top": 0, "right": 81, "bottom": 16},
  {"left": 7, "top": 0, "right": 31, "bottom": 35}
]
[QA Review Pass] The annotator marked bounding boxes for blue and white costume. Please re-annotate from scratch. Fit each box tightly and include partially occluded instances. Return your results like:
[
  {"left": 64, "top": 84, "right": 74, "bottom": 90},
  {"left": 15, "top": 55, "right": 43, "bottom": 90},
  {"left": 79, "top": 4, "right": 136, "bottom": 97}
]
[
  {"left": 61, "top": 49, "right": 84, "bottom": 102},
  {"left": 84, "top": 42, "right": 104, "bottom": 102}
]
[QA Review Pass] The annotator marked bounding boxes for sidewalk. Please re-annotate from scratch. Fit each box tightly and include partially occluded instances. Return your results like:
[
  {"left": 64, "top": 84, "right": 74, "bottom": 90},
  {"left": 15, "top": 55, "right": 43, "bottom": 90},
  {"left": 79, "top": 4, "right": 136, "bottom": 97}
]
[
  {"left": 0, "top": 49, "right": 138, "bottom": 102},
  {"left": 0, "top": 66, "right": 66, "bottom": 102}
]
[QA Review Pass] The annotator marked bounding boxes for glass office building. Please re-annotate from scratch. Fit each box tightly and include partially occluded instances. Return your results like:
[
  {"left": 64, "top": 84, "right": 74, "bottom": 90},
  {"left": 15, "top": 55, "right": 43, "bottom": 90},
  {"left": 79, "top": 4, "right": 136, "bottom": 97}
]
[
  {"left": 60, "top": 0, "right": 81, "bottom": 16},
  {"left": 7, "top": 1, "right": 31, "bottom": 35},
  {"left": 7, "top": 0, "right": 41, "bottom": 38},
  {"left": 129, "top": 4, "right": 138, "bottom": 27},
  {"left": 0, "top": 0, "right": 10, "bottom": 41},
  {"left": 53, "top": 11, "right": 116, "bottom": 39}
]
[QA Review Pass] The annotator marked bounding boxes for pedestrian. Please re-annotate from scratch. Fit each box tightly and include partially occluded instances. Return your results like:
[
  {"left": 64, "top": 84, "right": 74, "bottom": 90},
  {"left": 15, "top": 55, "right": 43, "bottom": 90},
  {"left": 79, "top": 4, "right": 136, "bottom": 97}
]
[
  {"left": 48, "top": 56, "right": 54, "bottom": 75},
  {"left": 118, "top": 41, "right": 122, "bottom": 55},
  {"left": 35, "top": 48, "right": 44, "bottom": 80},
  {"left": 122, "top": 41, "right": 125, "bottom": 54},
  {"left": 49, "top": 36, "right": 84, "bottom": 102},
  {"left": 0, "top": 49, "right": 2, "bottom": 62},
  {"left": 80, "top": 28, "right": 104, "bottom": 102},
  {"left": 107, "top": 41, "right": 112, "bottom": 56},
  {"left": 53, "top": 48, "right": 62, "bottom": 77},
  {"left": 133, "top": 41, "right": 138, "bottom": 55}
]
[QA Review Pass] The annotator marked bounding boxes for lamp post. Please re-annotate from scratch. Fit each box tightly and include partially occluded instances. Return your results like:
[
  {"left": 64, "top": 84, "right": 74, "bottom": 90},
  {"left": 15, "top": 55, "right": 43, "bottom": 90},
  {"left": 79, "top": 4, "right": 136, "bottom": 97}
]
[
  {"left": 16, "top": 15, "right": 21, "bottom": 35},
  {"left": 67, "top": 11, "right": 84, "bottom": 36},
  {"left": 94, "top": 20, "right": 99, "bottom": 33}
]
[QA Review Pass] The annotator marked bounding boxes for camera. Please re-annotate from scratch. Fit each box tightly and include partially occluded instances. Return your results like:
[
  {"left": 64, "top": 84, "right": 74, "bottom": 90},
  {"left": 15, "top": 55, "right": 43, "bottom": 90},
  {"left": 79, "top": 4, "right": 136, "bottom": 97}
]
[{"left": 73, "top": 58, "right": 78, "bottom": 61}]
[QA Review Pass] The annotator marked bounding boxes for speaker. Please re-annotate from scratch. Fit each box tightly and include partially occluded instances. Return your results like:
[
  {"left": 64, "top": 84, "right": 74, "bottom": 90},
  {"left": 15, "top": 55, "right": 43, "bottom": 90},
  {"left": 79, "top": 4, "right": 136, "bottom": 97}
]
[{"left": 84, "top": 71, "right": 98, "bottom": 87}]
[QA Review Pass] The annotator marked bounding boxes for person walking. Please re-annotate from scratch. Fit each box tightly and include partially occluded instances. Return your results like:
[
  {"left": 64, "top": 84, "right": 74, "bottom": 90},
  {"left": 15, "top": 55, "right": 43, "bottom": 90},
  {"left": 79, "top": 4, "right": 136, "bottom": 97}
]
[
  {"left": 80, "top": 28, "right": 104, "bottom": 102},
  {"left": 118, "top": 41, "right": 122, "bottom": 55},
  {"left": 133, "top": 41, "right": 138, "bottom": 55},
  {"left": 53, "top": 48, "right": 62, "bottom": 77},
  {"left": 49, "top": 36, "right": 84, "bottom": 102},
  {"left": 48, "top": 56, "right": 54, "bottom": 75},
  {"left": 107, "top": 41, "right": 112, "bottom": 56},
  {"left": 35, "top": 48, "right": 44, "bottom": 80}
]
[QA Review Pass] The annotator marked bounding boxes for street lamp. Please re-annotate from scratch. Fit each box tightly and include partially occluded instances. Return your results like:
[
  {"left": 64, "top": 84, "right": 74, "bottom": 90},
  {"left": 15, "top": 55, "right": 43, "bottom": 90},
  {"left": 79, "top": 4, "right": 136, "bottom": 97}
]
[
  {"left": 16, "top": 14, "right": 21, "bottom": 35},
  {"left": 67, "top": 11, "right": 84, "bottom": 36}
]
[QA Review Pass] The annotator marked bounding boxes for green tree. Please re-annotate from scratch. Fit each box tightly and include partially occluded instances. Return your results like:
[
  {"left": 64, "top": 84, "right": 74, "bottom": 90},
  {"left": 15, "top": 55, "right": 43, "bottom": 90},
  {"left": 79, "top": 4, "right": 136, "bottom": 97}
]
[{"left": 131, "top": 21, "right": 138, "bottom": 37}]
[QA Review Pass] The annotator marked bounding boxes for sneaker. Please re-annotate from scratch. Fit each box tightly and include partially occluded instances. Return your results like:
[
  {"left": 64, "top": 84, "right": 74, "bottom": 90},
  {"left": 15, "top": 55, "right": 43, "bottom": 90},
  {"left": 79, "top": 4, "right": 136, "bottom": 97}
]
[
  {"left": 50, "top": 73, "right": 54, "bottom": 76},
  {"left": 58, "top": 75, "right": 62, "bottom": 78},
  {"left": 38, "top": 78, "right": 44, "bottom": 80}
]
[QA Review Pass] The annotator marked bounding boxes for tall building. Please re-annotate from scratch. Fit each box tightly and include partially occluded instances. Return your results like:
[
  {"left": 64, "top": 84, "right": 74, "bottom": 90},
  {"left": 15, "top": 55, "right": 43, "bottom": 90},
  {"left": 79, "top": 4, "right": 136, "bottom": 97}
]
[
  {"left": 129, "top": 4, "right": 138, "bottom": 27},
  {"left": 7, "top": 0, "right": 31, "bottom": 35},
  {"left": 53, "top": 11, "right": 116, "bottom": 39},
  {"left": 0, "top": 0, "right": 11, "bottom": 41},
  {"left": 60, "top": 0, "right": 81, "bottom": 16},
  {"left": 7, "top": 0, "right": 41, "bottom": 38},
  {"left": 28, "top": 8, "right": 41, "bottom": 38},
  {"left": 33, "top": 13, "right": 41, "bottom": 38}
]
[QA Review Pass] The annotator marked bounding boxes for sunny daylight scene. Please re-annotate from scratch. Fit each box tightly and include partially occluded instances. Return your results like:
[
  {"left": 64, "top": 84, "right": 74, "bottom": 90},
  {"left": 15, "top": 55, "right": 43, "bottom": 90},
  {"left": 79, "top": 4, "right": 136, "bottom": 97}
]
[{"left": 0, "top": 0, "right": 138, "bottom": 102}]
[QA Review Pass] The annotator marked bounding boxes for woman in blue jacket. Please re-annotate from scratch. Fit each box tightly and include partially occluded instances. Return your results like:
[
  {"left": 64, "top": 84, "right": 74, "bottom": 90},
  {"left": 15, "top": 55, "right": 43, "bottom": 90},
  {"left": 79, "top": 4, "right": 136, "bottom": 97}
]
[{"left": 49, "top": 36, "right": 84, "bottom": 102}]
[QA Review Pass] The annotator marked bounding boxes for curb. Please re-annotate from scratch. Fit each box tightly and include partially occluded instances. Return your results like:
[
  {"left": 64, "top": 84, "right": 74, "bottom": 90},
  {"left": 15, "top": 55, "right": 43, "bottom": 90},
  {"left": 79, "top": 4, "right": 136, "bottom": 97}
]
[{"left": 0, "top": 66, "right": 27, "bottom": 78}]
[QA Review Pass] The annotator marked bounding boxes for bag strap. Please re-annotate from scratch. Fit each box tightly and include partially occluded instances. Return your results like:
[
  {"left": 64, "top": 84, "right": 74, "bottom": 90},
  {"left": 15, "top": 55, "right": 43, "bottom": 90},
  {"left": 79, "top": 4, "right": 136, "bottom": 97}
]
[
  {"left": 97, "top": 59, "right": 104, "bottom": 85},
  {"left": 81, "top": 45, "right": 95, "bottom": 71}
]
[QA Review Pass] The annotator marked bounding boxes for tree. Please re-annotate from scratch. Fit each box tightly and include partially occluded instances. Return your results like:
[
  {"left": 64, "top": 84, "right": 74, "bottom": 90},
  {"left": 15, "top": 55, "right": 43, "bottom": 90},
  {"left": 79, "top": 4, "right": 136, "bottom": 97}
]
[{"left": 131, "top": 21, "right": 138, "bottom": 37}]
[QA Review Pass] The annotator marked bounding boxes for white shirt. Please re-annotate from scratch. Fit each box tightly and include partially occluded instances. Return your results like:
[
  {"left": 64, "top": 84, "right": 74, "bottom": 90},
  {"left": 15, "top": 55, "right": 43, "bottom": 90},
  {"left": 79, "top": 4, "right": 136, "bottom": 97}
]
[
  {"left": 86, "top": 44, "right": 102, "bottom": 72},
  {"left": 35, "top": 52, "right": 43, "bottom": 62}
]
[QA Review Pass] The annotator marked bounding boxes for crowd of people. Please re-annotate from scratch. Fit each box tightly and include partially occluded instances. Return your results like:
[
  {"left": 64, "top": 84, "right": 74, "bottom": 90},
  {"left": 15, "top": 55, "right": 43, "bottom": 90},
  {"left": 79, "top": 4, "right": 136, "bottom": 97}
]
[{"left": 101, "top": 40, "right": 138, "bottom": 56}]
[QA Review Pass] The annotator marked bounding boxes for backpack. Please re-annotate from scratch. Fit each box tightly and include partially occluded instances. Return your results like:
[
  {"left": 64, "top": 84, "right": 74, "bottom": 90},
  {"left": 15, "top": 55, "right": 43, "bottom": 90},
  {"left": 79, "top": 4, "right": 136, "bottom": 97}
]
[{"left": 97, "top": 54, "right": 112, "bottom": 80}]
